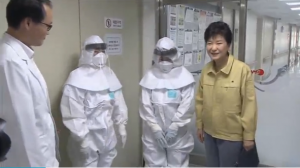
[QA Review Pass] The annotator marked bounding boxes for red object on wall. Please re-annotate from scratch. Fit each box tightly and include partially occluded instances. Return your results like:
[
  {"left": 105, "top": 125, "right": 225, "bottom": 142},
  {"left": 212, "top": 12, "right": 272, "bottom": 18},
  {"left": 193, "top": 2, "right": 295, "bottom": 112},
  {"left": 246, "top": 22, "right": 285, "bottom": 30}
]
[{"left": 251, "top": 69, "right": 264, "bottom": 76}]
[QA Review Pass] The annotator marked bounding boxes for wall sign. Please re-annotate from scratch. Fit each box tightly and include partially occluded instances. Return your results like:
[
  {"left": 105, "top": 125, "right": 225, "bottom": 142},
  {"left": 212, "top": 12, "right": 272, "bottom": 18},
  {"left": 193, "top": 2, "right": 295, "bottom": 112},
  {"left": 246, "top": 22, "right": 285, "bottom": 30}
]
[
  {"left": 104, "top": 17, "right": 123, "bottom": 29},
  {"left": 104, "top": 34, "right": 123, "bottom": 56}
]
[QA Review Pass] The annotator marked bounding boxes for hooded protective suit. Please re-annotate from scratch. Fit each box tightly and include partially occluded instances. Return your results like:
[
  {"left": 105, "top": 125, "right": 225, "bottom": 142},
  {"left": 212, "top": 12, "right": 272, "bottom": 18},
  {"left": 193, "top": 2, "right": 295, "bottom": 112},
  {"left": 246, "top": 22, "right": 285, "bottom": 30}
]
[
  {"left": 139, "top": 37, "right": 195, "bottom": 167},
  {"left": 60, "top": 35, "right": 128, "bottom": 167}
]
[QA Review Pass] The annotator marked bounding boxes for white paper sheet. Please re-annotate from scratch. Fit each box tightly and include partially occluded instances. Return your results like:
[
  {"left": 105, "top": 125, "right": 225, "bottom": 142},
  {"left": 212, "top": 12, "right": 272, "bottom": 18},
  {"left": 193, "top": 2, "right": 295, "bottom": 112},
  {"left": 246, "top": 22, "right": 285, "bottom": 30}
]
[
  {"left": 176, "top": 46, "right": 184, "bottom": 65},
  {"left": 177, "top": 29, "right": 185, "bottom": 47},
  {"left": 184, "top": 31, "right": 193, "bottom": 45},
  {"left": 192, "top": 30, "right": 198, "bottom": 50},
  {"left": 169, "top": 28, "right": 177, "bottom": 44},
  {"left": 206, "top": 12, "right": 214, "bottom": 27},
  {"left": 178, "top": 5, "right": 185, "bottom": 28},
  {"left": 184, "top": 52, "right": 193, "bottom": 66},
  {"left": 198, "top": 39, "right": 205, "bottom": 50},
  {"left": 169, "top": 15, "right": 177, "bottom": 28},
  {"left": 196, "top": 49, "right": 202, "bottom": 64},
  {"left": 185, "top": 8, "right": 194, "bottom": 22},
  {"left": 199, "top": 10, "right": 207, "bottom": 31},
  {"left": 213, "top": 13, "right": 222, "bottom": 22},
  {"left": 194, "top": 9, "right": 199, "bottom": 22},
  {"left": 170, "top": 5, "right": 177, "bottom": 16}
]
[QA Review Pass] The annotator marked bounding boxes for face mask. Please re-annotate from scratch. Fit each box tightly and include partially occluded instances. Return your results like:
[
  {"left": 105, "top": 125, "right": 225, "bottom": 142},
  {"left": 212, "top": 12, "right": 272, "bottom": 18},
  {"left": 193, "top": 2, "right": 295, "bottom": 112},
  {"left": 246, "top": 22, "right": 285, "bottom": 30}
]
[
  {"left": 93, "top": 52, "right": 107, "bottom": 67},
  {"left": 158, "top": 61, "right": 173, "bottom": 73}
]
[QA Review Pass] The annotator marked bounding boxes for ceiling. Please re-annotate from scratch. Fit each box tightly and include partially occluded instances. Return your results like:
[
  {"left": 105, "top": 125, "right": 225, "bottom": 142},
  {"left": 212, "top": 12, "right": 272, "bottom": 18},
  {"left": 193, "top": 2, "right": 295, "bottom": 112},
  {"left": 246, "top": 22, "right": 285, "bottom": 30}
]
[
  {"left": 248, "top": 0, "right": 300, "bottom": 24},
  {"left": 225, "top": 0, "right": 300, "bottom": 25}
]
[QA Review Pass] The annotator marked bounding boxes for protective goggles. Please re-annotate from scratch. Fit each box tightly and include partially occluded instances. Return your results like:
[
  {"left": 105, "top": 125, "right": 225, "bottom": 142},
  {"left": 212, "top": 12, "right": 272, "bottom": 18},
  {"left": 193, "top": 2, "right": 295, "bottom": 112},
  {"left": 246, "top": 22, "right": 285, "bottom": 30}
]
[
  {"left": 153, "top": 47, "right": 178, "bottom": 57},
  {"left": 85, "top": 43, "right": 107, "bottom": 51}
]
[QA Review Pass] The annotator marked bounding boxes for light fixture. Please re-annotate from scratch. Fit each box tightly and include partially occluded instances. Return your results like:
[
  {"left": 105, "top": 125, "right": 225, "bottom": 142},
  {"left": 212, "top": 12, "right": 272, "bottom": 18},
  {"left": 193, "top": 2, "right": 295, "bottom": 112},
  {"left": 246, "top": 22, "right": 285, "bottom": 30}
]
[
  {"left": 279, "top": 0, "right": 300, "bottom": 1},
  {"left": 287, "top": 2, "right": 300, "bottom": 5},
  {"left": 291, "top": 7, "right": 300, "bottom": 10}
]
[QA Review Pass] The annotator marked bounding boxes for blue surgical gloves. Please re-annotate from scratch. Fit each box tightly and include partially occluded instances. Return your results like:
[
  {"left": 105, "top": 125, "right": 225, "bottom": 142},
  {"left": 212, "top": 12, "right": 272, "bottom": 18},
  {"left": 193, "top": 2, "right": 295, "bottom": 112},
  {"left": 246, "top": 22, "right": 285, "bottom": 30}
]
[
  {"left": 153, "top": 131, "right": 168, "bottom": 149},
  {"left": 165, "top": 128, "right": 177, "bottom": 142},
  {"left": 154, "top": 128, "right": 178, "bottom": 149}
]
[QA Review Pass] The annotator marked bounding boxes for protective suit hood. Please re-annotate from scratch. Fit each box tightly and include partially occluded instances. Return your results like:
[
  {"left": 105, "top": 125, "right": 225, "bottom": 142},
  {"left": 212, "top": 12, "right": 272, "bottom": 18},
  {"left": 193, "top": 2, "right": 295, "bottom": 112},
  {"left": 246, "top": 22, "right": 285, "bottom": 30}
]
[
  {"left": 140, "top": 37, "right": 195, "bottom": 89},
  {"left": 65, "top": 35, "right": 122, "bottom": 91},
  {"left": 139, "top": 66, "right": 194, "bottom": 89}
]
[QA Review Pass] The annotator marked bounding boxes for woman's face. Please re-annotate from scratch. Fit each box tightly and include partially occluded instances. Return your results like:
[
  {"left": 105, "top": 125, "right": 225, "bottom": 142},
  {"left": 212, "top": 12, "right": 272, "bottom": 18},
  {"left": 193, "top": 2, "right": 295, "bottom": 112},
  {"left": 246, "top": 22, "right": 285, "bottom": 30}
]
[
  {"left": 158, "top": 56, "right": 173, "bottom": 63},
  {"left": 93, "top": 49, "right": 105, "bottom": 56},
  {"left": 206, "top": 34, "right": 230, "bottom": 61}
]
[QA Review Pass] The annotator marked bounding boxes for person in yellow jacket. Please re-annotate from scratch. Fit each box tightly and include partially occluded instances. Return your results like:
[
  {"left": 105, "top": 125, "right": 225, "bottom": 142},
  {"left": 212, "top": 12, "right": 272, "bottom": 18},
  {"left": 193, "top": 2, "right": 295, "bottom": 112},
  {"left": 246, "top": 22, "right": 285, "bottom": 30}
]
[{"left": 195, "top": 21, "right": 258, "bottom": 167}]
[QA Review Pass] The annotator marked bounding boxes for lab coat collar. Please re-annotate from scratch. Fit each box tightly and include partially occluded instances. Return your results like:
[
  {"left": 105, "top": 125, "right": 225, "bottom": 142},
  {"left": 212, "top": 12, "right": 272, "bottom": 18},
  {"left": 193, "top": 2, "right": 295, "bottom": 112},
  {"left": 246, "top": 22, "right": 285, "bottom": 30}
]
[
  {"left": 207, "top": 55, "right": 234, "bottom": 75},
  {"left": 2, "top": 33, "right": 34, "bottom": 60}
]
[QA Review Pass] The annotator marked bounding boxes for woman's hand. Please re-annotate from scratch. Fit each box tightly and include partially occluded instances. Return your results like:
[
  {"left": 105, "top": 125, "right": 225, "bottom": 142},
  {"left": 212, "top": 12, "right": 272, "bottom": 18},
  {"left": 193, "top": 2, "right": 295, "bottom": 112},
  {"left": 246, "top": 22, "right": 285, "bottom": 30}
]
[
  {"left": 197, "top": 129, "right": 204, "bottom": 143},
  {"left": 243, "top": 140, "right": 254, "bottom": 151}
]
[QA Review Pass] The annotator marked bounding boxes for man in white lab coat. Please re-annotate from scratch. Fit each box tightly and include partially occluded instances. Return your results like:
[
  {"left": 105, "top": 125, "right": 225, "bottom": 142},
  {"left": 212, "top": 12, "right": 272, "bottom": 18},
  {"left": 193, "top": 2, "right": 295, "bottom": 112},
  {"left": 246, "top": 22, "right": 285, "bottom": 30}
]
[
  {"left": 0, "top": 0, "right": 59, "bottom": 167},
  {"left": 60, "top": 35, "right": 128, "bottom": 167},
  {"left": 139, "top": 37, "right": 195, "bottom": 167}
]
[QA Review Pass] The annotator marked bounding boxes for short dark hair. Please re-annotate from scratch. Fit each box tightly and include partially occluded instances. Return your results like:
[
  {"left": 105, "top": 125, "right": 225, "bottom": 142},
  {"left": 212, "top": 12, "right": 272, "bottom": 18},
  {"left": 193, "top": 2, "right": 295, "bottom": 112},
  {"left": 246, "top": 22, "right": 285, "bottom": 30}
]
[
  {"left": 204, "top": 21, "right": 232, "bottom": 45},
  {"left": 6, "top": 0, "right": 52, "bottom": 29}
]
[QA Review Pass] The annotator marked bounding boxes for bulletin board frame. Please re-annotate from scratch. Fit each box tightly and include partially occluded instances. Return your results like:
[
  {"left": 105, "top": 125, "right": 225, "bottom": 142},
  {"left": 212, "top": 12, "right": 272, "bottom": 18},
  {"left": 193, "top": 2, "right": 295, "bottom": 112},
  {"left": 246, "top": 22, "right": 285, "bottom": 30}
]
[{"left": 159, "top": 2, "right": 222, "bottom": 73}]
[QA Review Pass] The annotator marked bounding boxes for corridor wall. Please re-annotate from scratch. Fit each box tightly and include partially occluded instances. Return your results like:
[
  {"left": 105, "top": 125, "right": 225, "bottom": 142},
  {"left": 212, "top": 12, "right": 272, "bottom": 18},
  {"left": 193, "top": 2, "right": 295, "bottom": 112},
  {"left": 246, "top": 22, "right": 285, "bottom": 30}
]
[
  {"left": 274, "top": 21, "right": 290, "bottom": 55},
  {"left": 245, "top": 11, "right": 257, "bottom": 65},
  {"left": 222, "top": 7, "right": 234, "bottom": 54},
  {"left": 262, "top": 18, "right": 273, "bottom": 60},
  {"left": 0, "top": 0, "right": 142, "bottom": 166}
]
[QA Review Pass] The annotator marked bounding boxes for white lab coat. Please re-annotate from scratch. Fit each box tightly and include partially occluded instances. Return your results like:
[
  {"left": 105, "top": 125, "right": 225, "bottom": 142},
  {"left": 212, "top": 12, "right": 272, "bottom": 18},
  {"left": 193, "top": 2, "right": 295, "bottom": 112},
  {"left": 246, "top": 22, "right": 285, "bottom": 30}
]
[
  {"left": 139, "top": 66, "right": 195, "bottom": 167},
  {"left": 0, "top": 33, "right": 59, "bottom": 167}
]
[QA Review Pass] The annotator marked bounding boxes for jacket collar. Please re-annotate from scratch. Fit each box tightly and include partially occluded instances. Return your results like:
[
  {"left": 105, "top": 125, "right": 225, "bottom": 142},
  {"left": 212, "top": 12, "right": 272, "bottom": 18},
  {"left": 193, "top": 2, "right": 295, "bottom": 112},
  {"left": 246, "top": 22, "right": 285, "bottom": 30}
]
[{"left": 207, "top": 55, "right": 234, "bottom": 75}]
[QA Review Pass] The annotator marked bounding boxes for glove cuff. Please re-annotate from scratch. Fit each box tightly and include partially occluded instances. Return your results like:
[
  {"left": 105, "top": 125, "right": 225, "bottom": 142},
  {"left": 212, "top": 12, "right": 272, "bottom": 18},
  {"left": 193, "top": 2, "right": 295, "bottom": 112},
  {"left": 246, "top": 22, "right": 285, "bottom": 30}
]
[
  {"left": 168, "top": 123, "right": 178, "bottom": 131},
  {"left": 118, "top": 124, "right": 126, "bottom": 135}
]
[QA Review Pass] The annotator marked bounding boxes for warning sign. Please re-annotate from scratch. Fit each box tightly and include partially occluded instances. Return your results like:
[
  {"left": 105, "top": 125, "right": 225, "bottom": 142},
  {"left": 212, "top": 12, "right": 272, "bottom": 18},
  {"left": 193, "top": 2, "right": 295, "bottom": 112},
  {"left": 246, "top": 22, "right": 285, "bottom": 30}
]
[{"left": 104, "top": 17, "right": 123, "bottom": 29}]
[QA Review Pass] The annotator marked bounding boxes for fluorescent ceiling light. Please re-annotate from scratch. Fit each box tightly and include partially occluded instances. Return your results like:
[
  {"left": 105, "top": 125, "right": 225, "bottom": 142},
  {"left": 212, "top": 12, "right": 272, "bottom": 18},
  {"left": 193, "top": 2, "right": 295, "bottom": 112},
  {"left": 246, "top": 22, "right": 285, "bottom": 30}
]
[
  {"left": 291, "top": 7, "right": 300, "bottom": 10},
  {"left": 287, "top": 2, "right": 300, "bottom": 5},
  {"left": 279, "top": 0, "right": 300, "bottom": 1}
]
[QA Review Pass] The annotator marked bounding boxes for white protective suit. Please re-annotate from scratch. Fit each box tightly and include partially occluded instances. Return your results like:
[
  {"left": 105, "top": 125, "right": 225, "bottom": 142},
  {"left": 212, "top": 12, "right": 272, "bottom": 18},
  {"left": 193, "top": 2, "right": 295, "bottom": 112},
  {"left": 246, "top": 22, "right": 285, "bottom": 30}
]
[
  {"left": 60, "top": 35, "right": 128, "bottom": 167},
  {"left": 139, "top": 37, "right": 195, "bottom": 167},
  {"left": 0, "top": 33, "right": 60, "bottom": 167}
]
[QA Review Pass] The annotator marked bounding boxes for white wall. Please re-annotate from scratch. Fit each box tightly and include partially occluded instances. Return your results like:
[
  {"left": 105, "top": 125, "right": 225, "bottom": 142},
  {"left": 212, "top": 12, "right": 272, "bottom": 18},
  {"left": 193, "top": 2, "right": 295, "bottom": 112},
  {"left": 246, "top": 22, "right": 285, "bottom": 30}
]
[
  {"left": 0, "top": 0, "right": 142, "bottom": 166},
  {"left": 142, "top": 0, "right": 157, "bottom": 75},
  {"left": 222, "top": 7, "right": 234, "bottom": 54},
  {"left": 245, "top": 11, "right": 257, "bottom": 65},
  {"left": 223, "top": 8, "right": 233, "bottom": 31},
  {"left": 274, "top": 21, "right": 290, "bottom": 54},
  {"left": 233, "top": 10, "right": 239, "bottom": 58},
  {"left": 262, "top": 18, "right": 273, "bottom": 59}
]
